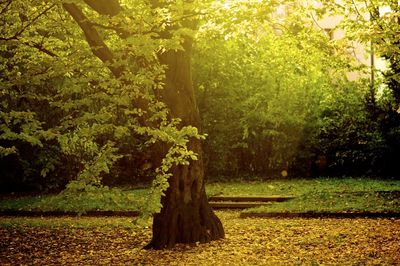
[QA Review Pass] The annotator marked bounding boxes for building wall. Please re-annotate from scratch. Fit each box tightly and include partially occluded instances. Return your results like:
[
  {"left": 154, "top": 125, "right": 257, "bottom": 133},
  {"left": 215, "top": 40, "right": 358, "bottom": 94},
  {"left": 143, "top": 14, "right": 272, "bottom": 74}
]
[{"left": 312, "top": 3, "right": 387, "bottom": 81}]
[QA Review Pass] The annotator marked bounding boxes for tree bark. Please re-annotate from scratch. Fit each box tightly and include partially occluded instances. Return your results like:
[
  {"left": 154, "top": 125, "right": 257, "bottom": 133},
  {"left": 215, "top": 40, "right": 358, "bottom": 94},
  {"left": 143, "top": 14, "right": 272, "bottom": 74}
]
[{"left": 146, "top": 37, "right": 224, "bottom": 249}]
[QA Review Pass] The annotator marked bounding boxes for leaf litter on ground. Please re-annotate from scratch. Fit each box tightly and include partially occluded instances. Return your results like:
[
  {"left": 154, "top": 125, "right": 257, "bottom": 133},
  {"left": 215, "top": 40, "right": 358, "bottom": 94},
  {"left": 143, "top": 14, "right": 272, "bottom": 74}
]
[{"left": 0, "top": 211, "right": 399, "bottom": 265}]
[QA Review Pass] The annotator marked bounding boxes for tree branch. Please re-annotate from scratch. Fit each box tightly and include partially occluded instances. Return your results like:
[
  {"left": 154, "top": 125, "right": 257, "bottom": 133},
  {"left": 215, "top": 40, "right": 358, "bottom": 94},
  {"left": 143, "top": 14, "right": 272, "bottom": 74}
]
[
  {"left": 351, "top": 0, "right": 364, "bottom": 20},
  {"left": 309, "top": 10, "right": 330, "bottom": 36},
  {"left": 0, "top": 3, "right": 56, "bottom": 42},
  {"left": 15, "top": 4, "right": 56, "bottom": 38},
  {"left": 89, "top": 21, "right": 131, "bottom": 39},
  {"left": 0, "top": 36, "right": 16, "bottom": 41},
  {"left": 62, "top": 2, "right": 123, "bottom": 78},
  {"left": 89, "top": 21, "right": 157, "bottom": 39},
  {"left": 83, "top": 0, "right": 121, "bottom": 16},
  {"left": 63, "top": 1, "right": 152, "bottom": 123},
  {"left": 25, "top": 41, "right": 58, "bottom": 57},
  {"left": 82, "top": 0, "right": 136, "bottom": 39},
  {"left": 0, "top": 36, "right": 58, "bottom": 57},
  {"left": 0, "top": 0, "right": 12, "bottom": 15}
]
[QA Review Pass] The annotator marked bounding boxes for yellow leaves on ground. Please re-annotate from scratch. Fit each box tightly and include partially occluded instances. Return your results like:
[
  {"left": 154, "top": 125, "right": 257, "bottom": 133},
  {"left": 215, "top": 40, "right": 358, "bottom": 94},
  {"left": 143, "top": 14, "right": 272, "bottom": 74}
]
[
  {"left": 132, "top": 212, "right": 400, "bottom": 265},
  {"left": 1, "top": 211, "right": 399, "bottom": 265}
]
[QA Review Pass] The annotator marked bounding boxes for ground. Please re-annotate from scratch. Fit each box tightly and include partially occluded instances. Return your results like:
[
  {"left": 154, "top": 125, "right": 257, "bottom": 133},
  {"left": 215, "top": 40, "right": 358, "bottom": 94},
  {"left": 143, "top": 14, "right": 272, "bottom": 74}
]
[{"left": 1, "top": 211, "right": 399, "bottom": 265}]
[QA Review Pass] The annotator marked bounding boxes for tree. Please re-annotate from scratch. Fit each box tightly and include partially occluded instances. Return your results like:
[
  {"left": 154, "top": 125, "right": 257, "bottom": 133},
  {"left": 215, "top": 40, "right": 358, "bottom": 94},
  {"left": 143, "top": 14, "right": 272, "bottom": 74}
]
[
  {"left": 61, "top": 0, "right": 224, "bottom": 249},
  {"left": 192, "top": 1, "right": 373, "bottom": 177},
  {"left": 317, "top": 0, "right": 400, "bottom": 176},
  {"left": 0, "top": 0, "right": 223, "bottom": 249}
]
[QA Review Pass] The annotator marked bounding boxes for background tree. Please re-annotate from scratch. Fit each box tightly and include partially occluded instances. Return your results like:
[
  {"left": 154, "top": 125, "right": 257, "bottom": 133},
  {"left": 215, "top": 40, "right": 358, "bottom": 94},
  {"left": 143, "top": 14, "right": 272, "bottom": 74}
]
[
  {"left": 192, "top": 1, "right": 381, "bottom": 178},
  {"left": 317, "top": 0, "right": 400, "bottom": 176}
]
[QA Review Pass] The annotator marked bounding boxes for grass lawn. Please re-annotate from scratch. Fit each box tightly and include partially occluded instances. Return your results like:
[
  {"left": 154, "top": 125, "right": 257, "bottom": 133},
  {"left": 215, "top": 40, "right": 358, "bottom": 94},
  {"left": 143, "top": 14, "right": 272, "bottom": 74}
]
[
  {"left": 0, "top": 177, "right": 399, "bottom": 214},
  {"left": 206, "top": 178, "right": 400, "bottom": 214},
  {"left": 0, "top": 188, "right": 148, "bottom": 212}
]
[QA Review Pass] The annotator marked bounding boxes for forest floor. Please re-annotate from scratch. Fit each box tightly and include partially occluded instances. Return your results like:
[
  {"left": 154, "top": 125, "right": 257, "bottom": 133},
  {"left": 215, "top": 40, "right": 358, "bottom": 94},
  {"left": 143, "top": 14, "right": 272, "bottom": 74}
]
[{"left": 0, "top": 211, "right": 399, "bottom": 265}]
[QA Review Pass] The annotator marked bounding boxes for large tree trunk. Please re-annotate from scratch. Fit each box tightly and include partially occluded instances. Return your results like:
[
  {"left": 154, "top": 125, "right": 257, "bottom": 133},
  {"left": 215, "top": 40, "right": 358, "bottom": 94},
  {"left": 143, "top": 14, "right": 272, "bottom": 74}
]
[{"left": 146, "top": 38, "right": 224, "bottom": 249}]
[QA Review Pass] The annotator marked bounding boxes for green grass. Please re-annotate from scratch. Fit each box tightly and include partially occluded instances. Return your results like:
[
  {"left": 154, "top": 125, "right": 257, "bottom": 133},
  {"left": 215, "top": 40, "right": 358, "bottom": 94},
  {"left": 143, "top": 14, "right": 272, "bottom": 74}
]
[
  {"left": 242, "top": 190, "right": 400, "bottom": 213},
  {"left": 0, "top": 188, "right": 148, "bottom": 212},
  {"left": 0, "top": 177, "right": 399, "bottom": 214},
  {"left": 0, "top": 216, "right": 138, "bottom": 228},
  {"left": 229, "top": 178, "right": 400, "bottom": 214},
  {"left": 206, "top": 177, "right": 400, "bottom": 197}
]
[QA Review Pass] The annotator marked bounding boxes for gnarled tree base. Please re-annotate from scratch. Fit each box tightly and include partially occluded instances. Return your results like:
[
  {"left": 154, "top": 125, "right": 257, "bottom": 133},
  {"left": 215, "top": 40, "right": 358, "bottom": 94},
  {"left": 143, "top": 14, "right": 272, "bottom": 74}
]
[{"left": 145, "top": 187, "right": 224, "bottom": 249}]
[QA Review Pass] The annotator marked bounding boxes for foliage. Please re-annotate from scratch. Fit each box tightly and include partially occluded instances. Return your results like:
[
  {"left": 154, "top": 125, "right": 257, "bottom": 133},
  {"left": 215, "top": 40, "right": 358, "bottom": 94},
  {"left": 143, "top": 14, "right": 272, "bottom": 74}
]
[
  {"left": 138, "top": 123, "right": 206, "bottom": 217},
  {"left": 0, "top": 0, "right": 206, "bottom": 218},
  {"left": 316, "top": 0, "right": 400, "bottom": 176},
  {"left": 193, "top": 1, "right": 378, "bottom": 177},
  {"left": 314, "top": 79, "right": 388, "bottom": 176}
]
